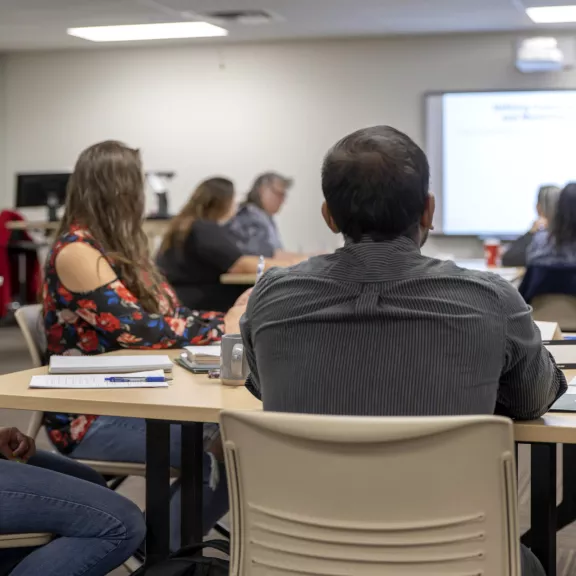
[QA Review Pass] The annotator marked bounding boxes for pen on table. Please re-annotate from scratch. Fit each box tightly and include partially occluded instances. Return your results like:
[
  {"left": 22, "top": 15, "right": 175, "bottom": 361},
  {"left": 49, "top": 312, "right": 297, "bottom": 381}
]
[
  {"left": 105, "top": 377, "right": 166, "bottom": 383},
  {"left": 256, "top": 255, "right": 265, "bottom": 281}
]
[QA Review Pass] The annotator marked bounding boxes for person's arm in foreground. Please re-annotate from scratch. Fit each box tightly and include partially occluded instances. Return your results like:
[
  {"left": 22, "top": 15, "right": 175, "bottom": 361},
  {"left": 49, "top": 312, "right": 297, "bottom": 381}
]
[
  {"left": 55, "top": 242, "right": 223, "bottom": 348},
  {"left": 496, "top": 276, "right": 567, "bottom": 420}
]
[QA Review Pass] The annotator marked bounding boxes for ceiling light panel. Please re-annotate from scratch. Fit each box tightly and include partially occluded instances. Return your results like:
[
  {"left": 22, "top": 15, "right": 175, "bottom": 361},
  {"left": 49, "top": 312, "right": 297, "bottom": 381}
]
[
  {"left": 526, "top": 5, "right": 576, "bottom": 23},
  {"left": 67, "top": 21, "right": 228, "bottom": 42}
]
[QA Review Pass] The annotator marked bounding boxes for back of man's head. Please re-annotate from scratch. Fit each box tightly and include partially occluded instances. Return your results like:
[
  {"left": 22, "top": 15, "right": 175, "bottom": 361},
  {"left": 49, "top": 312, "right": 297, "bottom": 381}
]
[{"left": 322, "top": 126, "right": 430, "bottom": 241}]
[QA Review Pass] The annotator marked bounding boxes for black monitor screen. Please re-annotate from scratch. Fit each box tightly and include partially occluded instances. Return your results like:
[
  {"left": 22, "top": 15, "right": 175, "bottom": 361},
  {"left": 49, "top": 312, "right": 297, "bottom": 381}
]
[{"left": 16, "top": 173, "right": 70, "bottom": 208}]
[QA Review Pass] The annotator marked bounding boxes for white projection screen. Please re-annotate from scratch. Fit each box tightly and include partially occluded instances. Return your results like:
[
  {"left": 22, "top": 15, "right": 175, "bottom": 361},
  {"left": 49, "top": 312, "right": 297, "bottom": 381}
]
[{"left": 426, "top": 90, "right": 576, "bottom": 236}]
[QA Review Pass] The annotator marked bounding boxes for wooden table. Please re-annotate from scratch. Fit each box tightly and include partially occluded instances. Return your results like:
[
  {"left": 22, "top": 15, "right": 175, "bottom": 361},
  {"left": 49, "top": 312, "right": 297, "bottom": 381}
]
[
  {"left": 6, "top": 220, "right": 172, "bottom": 252},
  {"left": 0, "top": 350, "right": 571, "bottom": 573},
  {"left": 514, "top": 370, "right": 576, "bottom": 576},
  {"left": 219, "top": 262, "right": 525, "bottom": 286},
  {"left": 0, "top": 349, "right": 261, "bottom": 566},
  {"left": 220, "top": 273, "right": 257, "bottom": 285}
]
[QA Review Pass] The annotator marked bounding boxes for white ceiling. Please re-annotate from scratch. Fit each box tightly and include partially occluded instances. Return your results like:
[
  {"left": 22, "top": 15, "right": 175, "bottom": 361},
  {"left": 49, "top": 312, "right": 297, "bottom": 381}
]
[{"left": 0, "top": 0, "right": 575, "bottom": 52}]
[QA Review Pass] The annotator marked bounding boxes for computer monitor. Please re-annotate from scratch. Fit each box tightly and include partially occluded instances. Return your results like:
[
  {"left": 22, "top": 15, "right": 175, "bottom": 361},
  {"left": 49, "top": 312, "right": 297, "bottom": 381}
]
[{"left": 16, "top": 172, "right": 70, "bottom": 221}]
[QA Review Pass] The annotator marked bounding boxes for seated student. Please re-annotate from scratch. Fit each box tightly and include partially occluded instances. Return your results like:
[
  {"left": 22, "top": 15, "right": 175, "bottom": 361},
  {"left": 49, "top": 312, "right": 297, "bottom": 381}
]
[
  {"left": 227, "top": 172, "right": 297, "bottom": 257},
  {"left": 157, "top": 177, "right": 292, "bottom": 312},
  {"left": 502, "top": 185, "right": 560, "bottom": 267},
  {"left": 0, "top": 425, "right": 145, "bottom": 576},
  {"left": 240, "top": 126, "right": 565, "bottom": 576},
  {"left": 43, "top": 141, "right": 233, "bottom": 550},
  {"left": 527, "top": 183, "right": 576, "bottom": 266}
]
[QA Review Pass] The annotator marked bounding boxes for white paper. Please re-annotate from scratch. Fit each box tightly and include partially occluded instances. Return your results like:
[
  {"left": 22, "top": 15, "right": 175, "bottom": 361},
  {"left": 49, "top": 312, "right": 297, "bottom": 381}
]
[
  {"left": 569, "top": 376, "right": 576, "bottom": 386},
  {"left": 184, "top": 346, "right": 221, "bottom": 358},
  {"left": 30, "top": 370, "right": 168, "bottom": 389},
  {"left": 535, "top": 321, "right": 561, "bottom": 341},
  {"left": 545, "top": 343, "right": 576, "bottom": 365},
  {"left": 49, "top": 355, "right": 173, "bottom": 374}
]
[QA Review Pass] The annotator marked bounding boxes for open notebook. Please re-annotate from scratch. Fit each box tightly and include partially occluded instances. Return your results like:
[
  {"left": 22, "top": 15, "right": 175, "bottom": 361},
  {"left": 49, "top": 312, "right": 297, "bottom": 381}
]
[
  {"left": 30, "top": 370, "right": 169, "bottom": 389},
  {"left": 49, "top": 355, "right": 173, "bottom": 374}
]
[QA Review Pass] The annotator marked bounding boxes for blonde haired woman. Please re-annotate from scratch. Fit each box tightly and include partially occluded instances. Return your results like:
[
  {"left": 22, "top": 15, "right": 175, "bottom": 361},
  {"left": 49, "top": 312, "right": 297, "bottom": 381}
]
[{"left": 43, "top": 141, "right": 229, "bottom": 549}]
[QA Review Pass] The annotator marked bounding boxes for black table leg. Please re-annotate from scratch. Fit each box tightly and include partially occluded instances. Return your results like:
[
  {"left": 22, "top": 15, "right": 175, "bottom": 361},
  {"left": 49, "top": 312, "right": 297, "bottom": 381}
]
[
  {"left": 530, "top": 443, "right": 557, "bottom": 576},
  {"left": 555, "top": 444, "right": 576, "bottom": 532},
  {"left": 181, "top": 422, "right": 204, "bottom": 546},
  {"left": 145, "top": 419, "right": 171, "bottom": 566}
]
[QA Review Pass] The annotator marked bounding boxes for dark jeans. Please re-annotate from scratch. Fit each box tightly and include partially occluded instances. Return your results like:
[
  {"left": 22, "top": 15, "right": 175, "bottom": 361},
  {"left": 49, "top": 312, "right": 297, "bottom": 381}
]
[
  {"left": 69, "top": 416, "right": 229, "bottom": 551},
  {"left": 0, "top": 451, "right": 146, "bottom": 576}
]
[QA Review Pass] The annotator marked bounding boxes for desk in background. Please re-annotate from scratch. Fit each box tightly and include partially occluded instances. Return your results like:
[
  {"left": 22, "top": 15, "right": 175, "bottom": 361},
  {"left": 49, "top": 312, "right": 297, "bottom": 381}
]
[
  {"left": 6, "top": 219, "right": 172, "bottom": 252},
  {"left": 220, "top": 273, "right": 258, "bottom": 285},
  {"left": 220, "top": 260, "right": 525, "bottom": 286}
]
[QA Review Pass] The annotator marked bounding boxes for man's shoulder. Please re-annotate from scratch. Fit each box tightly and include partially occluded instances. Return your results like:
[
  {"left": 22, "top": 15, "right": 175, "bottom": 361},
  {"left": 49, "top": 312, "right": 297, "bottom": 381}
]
[{"left": 429, "top": 258, "right": 520, "bottom": 298}]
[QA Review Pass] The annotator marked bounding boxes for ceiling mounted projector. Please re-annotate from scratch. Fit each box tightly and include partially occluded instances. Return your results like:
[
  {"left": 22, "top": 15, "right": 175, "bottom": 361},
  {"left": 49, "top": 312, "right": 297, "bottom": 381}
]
[{"left": 516, "top": 37, "right": 572, "bottom": 73}]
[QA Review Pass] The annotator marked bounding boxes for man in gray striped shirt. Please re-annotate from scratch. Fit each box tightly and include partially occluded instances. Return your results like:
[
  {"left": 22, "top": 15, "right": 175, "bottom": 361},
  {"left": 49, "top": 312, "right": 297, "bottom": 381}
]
[{"left": 240, "top": 126, "right": 565, "bottom": 576}]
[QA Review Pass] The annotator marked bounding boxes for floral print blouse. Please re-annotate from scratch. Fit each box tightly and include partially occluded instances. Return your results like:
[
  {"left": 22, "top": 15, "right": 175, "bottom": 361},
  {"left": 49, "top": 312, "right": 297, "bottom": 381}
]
[{"left": 43, "top": 226, "right": 224, "bottom": 453}]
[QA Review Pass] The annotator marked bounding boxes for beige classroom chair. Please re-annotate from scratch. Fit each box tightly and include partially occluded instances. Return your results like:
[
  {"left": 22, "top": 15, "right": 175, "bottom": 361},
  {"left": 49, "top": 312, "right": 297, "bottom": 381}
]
[
  {"left": 0, "top": 534, "right": 52, "bottom": 549},
  {"left": 14, "top": 304, "right": 172, "bottom": 478},
  {"left": 531, "top": 294, "right": 576, "bottom": 332},
  {"left": 220, "top": 411, "right": 520, "bottom": 576}
]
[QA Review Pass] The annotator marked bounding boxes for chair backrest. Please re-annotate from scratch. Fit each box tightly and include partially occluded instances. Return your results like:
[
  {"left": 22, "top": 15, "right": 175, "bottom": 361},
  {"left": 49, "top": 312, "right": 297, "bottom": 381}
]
[
  {"left": 532, "top": 294, "right": 576, "bottom": 331},
  {"left": 14, "top": 304, "right": 45, "bottom": 368},
  {"left": 220, "top": 411, "right": 520, "bottom": 576}
]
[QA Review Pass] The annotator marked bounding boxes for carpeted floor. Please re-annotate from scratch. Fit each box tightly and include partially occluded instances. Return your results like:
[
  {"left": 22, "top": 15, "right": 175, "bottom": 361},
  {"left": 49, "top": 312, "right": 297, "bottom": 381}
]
[{"left": 0, "top": 325, "right": 575, "bottom": 574}]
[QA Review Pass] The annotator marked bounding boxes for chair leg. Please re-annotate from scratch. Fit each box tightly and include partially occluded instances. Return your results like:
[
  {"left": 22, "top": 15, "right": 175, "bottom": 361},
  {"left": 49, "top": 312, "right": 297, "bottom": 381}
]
[
  {"left": 523, "top": 444, "right": 576, "bottom": 548},
  {"left": 555, "top": 445, "right": 576, "bottom": 531},
  {"left": 213, "top": 522, "right": 230, "bottom": 540},
  {"left": 106, "top": 476, "right": 128, "bottom": 491}
]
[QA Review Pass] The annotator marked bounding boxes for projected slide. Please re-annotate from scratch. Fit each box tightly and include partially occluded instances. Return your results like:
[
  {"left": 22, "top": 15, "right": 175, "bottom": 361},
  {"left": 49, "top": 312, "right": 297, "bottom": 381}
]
[{"left": 442, "top": 91, "right": 576, "bottom": 235}]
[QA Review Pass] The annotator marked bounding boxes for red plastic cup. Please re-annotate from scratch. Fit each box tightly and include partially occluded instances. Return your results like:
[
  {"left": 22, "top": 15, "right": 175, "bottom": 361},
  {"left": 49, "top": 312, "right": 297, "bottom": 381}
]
[{"left": 484, "top": 239, "right": 501, "bottom": 268}]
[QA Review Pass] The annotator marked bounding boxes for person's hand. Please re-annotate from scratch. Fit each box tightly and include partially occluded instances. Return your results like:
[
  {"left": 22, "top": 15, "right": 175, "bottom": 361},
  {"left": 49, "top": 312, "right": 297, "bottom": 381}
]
[
  {"left": 0, "top": 427, "right": 36, "bottom": 461},
  {"left": 531, "top": 217, "right": 548, "bottom": 233},
  {"left": 224, "top": 304, "right": 247, "bottom": 335}
]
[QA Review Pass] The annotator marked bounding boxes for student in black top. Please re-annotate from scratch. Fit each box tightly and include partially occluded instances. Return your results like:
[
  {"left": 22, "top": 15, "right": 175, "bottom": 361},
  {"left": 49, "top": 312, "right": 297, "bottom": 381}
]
[
  {"left": 157, "top": 177, "right": 293, "bottom": 312},
  {"left": 502, "top": 185, "right": 560, "bottom": 267}
]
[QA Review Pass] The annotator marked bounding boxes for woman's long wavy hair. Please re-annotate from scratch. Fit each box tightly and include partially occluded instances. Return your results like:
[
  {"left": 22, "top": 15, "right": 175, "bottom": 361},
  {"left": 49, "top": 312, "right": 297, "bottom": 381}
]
[
  {"left": 57, "top": 140, "right": 174, "bottom": 314},
  {"left": 549, "top": 183, "right": 576, "bottom": 248},
  {"left": 160, "top": 177, "right": 234, "bottom": 253}
]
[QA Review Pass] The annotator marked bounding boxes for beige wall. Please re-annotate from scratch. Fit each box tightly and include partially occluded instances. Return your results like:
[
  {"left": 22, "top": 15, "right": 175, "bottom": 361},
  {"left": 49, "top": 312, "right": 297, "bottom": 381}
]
[{"left": 1, "top": 33, "right": 575, "bottom": 254}]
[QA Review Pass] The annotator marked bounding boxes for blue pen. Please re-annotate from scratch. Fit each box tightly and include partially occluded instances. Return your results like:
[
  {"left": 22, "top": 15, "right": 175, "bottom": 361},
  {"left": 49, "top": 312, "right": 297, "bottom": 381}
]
[{"left": 105, "top": 377, "right": 165, "bottom": 383}]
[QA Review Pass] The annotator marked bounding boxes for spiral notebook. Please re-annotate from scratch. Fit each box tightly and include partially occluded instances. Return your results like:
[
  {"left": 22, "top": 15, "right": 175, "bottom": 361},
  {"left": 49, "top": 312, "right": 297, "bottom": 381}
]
[{"left": 30, "top": 370, "right": 169, "bottom": 389}]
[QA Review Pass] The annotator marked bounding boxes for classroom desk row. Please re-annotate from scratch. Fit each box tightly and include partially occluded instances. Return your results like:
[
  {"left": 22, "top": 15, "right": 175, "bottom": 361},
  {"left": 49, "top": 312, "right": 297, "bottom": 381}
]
[
  {"left": 0, "top": 348, "right": 570, "bottom": 574},
  {"left": 5, "top": 220, "right": 171, "bottom": 251},
  {"left": 220, "top": 260, "right": 526, "bottom": 286}
]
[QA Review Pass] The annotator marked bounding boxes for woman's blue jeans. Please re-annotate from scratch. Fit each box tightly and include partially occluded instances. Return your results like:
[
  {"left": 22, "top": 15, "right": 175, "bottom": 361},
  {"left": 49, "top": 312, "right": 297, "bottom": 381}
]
[
  {"left": 0, "top": 450, "right": 146, "bottom": 576},
  {"left": 69, "top": 416, "right": 229, "bottom": 551}
]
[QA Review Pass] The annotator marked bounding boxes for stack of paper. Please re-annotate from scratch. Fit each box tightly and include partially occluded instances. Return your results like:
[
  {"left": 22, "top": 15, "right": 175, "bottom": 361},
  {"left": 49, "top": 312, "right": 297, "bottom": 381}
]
[
  {"left": 49, "top": 355, "right": 173, "bottom": 374},
  {"left": 535, "top": 321, "right": 563, "bottom": 342},
  {"left": 184, "top": 346, "right": 221, "bottom": 367},
  {"left": 30, "top": 370, "right": 168, "bottom": 389}
]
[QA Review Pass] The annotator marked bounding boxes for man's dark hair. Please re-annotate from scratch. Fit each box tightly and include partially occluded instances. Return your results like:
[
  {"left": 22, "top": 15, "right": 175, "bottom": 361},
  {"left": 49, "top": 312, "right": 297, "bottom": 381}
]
[
  {"left": 550, "top": 183, "right": 576, "bottom": 247},
  {"left": 322, "top": 126, "right": 430, "bottom": 241}
]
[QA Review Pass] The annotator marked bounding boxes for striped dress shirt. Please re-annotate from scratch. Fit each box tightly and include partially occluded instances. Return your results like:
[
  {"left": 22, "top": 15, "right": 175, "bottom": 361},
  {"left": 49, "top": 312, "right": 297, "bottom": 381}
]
[{"left": 241, "top": 236, "right": 566, "bottom": 420}]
